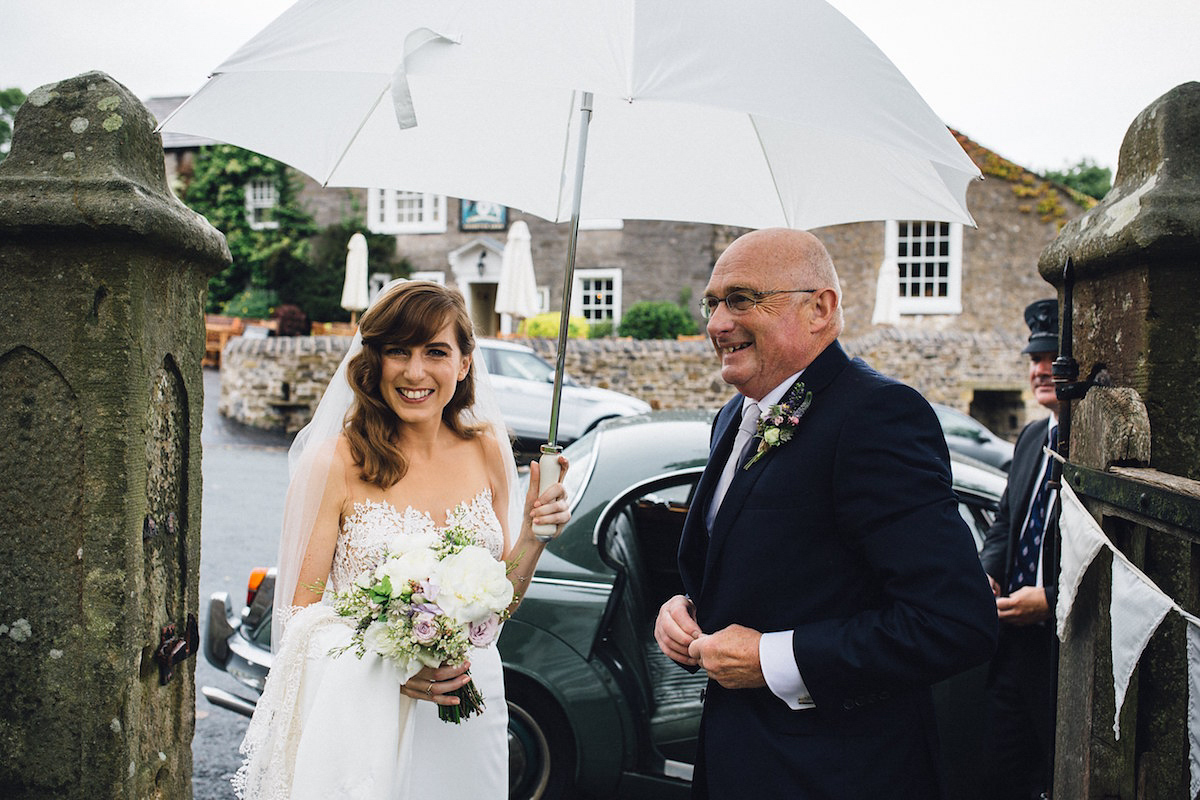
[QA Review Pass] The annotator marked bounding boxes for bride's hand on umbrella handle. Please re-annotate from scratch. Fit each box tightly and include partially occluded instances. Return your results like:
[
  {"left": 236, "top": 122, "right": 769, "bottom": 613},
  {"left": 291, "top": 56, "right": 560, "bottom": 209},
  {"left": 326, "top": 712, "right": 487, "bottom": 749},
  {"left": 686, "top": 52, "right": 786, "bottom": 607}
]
[
  {"left": 528, "top": 455, "right": 570, "bottom": 541},
  {"left": 402, "top": 662, "right": 472, "bottom": 705}
]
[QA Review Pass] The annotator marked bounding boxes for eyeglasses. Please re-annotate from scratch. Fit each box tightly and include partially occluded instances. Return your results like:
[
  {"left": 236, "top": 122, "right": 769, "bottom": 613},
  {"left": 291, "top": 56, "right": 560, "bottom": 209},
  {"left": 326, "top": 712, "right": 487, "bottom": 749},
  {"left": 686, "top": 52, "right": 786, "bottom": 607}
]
[{"left": 698, "top": 288, "right": 817, "bottom": 319}]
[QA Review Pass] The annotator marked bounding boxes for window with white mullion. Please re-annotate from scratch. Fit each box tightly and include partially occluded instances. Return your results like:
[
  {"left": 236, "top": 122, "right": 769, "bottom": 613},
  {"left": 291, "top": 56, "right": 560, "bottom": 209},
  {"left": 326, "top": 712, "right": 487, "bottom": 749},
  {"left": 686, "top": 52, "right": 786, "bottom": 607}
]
[
  {"left": 366, "top": 189, "right": 447, "bottom": 234},
  {"left": 244, "top": 178, "right": 279, "bottom": 230},
  {"left": 571, "top": 268, "right": 623, "bottom": 324},
  {"left": 887, "top": 220, "right": 962, "bottom": 315}
]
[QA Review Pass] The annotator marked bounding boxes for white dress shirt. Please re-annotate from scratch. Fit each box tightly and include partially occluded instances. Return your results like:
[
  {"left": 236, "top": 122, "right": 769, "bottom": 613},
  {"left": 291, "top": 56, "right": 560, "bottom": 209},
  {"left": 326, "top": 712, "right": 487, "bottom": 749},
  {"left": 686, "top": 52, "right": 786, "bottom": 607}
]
[{"left": 709, "top": 372, "right": 816, "bottom": 710}]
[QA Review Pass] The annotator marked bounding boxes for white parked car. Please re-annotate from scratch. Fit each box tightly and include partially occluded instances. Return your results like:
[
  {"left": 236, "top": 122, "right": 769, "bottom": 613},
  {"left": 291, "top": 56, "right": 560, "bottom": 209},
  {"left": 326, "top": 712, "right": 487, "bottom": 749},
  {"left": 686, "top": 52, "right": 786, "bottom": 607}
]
[{"left": 476, "top": 338, "right": 651, "bottom": 453}]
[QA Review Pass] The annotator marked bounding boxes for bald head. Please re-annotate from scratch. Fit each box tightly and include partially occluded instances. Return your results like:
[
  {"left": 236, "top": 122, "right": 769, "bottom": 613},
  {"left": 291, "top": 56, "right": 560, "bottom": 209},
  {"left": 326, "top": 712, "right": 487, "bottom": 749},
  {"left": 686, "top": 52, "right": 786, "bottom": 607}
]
[
  {"left": 715, "top": 228, "right": 843, "bottom": 333},
  {"left": 704, "top": 229, "right": 844, "bottom": 398}
]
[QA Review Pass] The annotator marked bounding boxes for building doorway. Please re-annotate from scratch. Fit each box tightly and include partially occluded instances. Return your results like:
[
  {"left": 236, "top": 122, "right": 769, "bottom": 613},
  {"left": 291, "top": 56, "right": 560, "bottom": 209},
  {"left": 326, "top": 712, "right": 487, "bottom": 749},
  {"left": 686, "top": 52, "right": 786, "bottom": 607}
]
[
  {"left": 470, "top": 282, "right": 500, "bottom": 337},
  {"left": 969, "top": 389, "right": 1026, "bottom": 442}
]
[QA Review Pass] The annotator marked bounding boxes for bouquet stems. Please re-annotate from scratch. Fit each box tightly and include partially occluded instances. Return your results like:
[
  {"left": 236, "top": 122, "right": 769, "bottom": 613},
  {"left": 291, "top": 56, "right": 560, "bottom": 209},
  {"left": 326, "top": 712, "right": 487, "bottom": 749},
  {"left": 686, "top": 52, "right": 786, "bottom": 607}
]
[{"left": 439, "top": 675, "right": 485, "bottom": 723}]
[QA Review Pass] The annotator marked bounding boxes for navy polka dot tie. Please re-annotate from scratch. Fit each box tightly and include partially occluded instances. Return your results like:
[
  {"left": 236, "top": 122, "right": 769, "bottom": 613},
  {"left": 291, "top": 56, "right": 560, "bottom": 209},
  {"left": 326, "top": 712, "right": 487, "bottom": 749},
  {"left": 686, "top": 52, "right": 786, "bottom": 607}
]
[{"left": 1008, "top": 426, "right": 1058, "bottom": 594}]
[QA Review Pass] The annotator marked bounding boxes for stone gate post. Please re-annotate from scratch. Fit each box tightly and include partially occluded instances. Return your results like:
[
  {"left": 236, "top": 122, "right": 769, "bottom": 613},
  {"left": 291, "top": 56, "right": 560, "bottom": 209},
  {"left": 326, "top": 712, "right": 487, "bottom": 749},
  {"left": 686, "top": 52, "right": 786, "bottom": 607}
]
[
  {"left": 0, "top": 72, "right": 230, "bottom": 798},
  {"left": 1041, "top": 82, "right": 1200, "bottom": 798}
]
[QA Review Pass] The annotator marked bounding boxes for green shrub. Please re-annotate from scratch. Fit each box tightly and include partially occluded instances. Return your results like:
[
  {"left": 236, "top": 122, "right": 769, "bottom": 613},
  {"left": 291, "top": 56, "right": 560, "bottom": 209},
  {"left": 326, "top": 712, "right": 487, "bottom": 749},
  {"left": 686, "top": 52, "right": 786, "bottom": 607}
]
[
  {"left": 617, "top": 301, "right": 698, "bottom": 340},
  {"left": 588, "top": 320, "right": 614, "bottom": 339},
  {"left": 525, "top": 312, "right": 590, "bottom": 339},
  {"left": 221, "top": 287, "right": 278, "bottom": 319}
]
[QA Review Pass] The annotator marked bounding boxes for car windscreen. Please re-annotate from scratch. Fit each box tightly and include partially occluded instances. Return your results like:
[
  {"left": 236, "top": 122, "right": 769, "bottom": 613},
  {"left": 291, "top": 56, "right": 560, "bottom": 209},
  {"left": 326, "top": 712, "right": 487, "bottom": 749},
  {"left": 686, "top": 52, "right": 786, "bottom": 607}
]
[{"left": 519, "top": 426, "right": 598, "bottom": 515}]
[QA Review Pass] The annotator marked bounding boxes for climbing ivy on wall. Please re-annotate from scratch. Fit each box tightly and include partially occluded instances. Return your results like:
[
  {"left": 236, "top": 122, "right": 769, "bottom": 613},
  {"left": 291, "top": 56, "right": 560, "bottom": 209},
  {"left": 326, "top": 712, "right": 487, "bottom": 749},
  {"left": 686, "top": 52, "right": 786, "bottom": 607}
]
[{"left": 182, "top": 145, "right": 317, "bottom": 314}]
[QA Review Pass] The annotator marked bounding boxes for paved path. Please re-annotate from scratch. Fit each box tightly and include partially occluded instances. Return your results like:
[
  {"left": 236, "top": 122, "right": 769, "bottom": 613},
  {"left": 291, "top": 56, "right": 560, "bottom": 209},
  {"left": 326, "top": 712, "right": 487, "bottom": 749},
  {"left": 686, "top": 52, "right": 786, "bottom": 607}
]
[{"left": 192, "top": 368, "right": 291, "bottom": 799}]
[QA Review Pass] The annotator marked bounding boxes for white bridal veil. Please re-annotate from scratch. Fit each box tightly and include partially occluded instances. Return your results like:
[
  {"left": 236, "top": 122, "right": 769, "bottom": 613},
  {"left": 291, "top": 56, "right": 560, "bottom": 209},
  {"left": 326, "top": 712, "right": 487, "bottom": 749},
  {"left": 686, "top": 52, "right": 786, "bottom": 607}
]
[{"left": 271, "top": 279, "right": 523, "bottom": 650}]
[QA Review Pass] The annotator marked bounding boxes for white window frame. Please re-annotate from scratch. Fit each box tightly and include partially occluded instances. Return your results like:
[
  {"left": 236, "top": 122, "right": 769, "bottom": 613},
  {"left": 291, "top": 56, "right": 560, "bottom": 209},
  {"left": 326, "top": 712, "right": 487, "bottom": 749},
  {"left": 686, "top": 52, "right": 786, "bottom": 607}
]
[
  {"left": 366, "top": 189, "right": 447, "bottom": 234},
  {"left": 570, "top": 268, "right": 622, "bottom": 324},
  {"left": 885, "top": 220, "right": 963, "bottom": 315},
  {"left": 244, "top": 178, "right": 279, "bottom": 230},
  {"left": 410, "top": 270, "right": 446, "bottom": 285}
]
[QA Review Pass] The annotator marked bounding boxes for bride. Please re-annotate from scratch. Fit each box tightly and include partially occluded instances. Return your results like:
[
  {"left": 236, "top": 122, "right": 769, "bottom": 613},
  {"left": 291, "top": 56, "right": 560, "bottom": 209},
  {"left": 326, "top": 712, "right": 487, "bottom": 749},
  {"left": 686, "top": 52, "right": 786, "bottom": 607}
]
[{"left": 233, "top": 280, "right": 570, "bottom": 799}]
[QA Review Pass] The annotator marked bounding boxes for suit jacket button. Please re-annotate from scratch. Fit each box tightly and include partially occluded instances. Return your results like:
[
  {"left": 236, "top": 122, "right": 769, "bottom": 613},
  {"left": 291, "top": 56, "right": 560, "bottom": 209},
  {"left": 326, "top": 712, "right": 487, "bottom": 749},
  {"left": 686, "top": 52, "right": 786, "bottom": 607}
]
[{"left": 842, "top": 699, "right": 855, "bottom": 711}]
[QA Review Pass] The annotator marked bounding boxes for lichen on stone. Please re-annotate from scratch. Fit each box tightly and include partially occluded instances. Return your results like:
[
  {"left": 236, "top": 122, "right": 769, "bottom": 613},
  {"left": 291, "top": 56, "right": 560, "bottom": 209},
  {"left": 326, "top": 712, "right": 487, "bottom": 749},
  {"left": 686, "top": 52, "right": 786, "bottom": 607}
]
[{"left": 8, "top": 618, "right": 32, "bottom": 642}]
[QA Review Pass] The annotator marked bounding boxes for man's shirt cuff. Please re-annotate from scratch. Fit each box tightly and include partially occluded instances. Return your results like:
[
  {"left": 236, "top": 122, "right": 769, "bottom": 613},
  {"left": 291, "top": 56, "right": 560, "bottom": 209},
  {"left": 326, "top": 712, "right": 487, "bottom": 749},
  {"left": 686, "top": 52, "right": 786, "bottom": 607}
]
[{"left": 759, "top": 630, "right": 815, "bottom": 710}]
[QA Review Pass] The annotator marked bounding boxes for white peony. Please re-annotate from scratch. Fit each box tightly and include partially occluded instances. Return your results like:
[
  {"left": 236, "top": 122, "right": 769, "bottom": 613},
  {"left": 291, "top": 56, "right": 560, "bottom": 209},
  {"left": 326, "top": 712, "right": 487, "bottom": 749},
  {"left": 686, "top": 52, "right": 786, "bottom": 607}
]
[
  {"left": 375, "top": 548, "right": 439, "bottom": 598},
  {"left": 434, "top": 546, "right": 514, "bottom": 624},
  {"left": 386, "top": 529, "right": 438, "bottom": 557}
]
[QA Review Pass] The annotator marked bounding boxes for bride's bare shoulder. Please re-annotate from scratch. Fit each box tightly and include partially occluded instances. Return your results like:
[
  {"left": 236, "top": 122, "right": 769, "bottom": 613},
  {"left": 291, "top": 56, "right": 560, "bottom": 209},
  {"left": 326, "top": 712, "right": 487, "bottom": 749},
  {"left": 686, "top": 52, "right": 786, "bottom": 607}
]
[{"left": 475, "top": 430, "right": 513, "bottom": 481}]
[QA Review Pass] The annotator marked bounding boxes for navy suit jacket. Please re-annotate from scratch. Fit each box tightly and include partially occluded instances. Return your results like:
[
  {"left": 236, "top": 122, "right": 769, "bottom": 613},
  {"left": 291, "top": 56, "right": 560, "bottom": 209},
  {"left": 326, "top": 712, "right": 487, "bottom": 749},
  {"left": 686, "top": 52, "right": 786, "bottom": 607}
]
[
  {"left": 678, "top": 341, "right": 998, "bottom": 799},
  {"left": 979, "top": 416, "right": 1058, "bottom": 606}
]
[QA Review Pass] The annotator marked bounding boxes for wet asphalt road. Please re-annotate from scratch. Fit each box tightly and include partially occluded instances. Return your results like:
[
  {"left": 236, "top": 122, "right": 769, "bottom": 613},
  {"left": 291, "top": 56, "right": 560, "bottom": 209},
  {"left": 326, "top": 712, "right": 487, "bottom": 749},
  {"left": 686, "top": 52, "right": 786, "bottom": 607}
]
[{"left": 192, "top": 368, "right": 291, "bottom": 799}]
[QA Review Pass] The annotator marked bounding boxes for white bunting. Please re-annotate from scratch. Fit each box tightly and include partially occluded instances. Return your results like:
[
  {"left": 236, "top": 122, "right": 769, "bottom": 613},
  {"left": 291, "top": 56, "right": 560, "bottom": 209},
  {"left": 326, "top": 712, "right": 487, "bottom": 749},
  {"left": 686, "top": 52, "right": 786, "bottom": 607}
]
[
  {"left": 1187, "top": 621, "right": 1200, "bottom": 799},
  {"left": 1056, "top": 482, "right": 1108, "bottom": 639},
  {"left": 1110, "top": 558, "right": 1174, "bottom": 739}
]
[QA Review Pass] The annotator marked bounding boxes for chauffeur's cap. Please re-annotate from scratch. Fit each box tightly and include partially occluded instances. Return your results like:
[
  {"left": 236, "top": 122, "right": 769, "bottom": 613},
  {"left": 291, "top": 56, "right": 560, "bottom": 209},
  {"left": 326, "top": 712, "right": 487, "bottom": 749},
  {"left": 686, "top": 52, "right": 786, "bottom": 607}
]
[{"left": 1021, "top": 298, "right": 1059, "bottom": 355}]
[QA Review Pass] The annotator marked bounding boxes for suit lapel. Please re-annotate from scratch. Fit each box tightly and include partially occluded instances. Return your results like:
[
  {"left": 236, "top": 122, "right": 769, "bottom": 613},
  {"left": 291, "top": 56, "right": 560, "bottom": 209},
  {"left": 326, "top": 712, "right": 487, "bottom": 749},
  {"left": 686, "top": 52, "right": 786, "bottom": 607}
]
[
  {"left": 697, "top": 342, "right": 852, "bottom": 597},
  {"left": 679, "top": 398, "right": 742, "bottom": 597}
]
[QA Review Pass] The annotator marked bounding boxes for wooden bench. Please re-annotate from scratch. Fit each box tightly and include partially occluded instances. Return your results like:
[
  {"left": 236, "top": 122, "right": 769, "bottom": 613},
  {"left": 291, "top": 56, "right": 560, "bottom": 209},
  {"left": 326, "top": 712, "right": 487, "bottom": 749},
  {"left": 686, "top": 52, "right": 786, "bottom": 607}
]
[
  {"left": 309, "top": 321, "right": 358, "bottom": 336},
  {"left": 203, "top": 315, "right": 245, "bottom": 368}
]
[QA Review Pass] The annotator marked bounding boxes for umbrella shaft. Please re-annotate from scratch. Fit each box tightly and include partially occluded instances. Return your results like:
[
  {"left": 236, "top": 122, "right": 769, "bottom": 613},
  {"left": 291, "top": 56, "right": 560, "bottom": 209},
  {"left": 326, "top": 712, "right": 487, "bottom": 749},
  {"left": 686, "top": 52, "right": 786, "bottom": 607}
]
[{"left": 547, "top": 91, "right": 594, "bottom": 447}]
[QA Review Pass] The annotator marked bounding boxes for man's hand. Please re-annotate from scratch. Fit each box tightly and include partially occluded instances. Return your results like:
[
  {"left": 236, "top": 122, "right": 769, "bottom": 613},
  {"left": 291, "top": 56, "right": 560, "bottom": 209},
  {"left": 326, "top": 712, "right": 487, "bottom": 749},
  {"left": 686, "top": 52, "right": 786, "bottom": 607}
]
[
  {"left": 995, "top": 586, "right": 1050, "bottom": 625},
  {"left": 655, "top": 594, "right": 702, "bottom": 667},
  {"left": 687, "top": 624, "right": 766, "bottom": 689}
]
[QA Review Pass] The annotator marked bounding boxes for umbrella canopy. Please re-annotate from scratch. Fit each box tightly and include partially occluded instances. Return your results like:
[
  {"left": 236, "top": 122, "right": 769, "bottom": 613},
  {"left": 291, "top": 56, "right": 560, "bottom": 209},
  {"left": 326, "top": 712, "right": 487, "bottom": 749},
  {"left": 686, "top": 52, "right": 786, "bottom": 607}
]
[
  {"left": 495, "top": 220, "right": 540, "bottom": 321},
  {"left": 341, "top": 232, "right": 370, "bottom": 313},
  {"left": 161, "top": 0, "right": 980, "bottom": 231},
  {"left": 160, "top": 0, "right": 981, "bottom": 465}
]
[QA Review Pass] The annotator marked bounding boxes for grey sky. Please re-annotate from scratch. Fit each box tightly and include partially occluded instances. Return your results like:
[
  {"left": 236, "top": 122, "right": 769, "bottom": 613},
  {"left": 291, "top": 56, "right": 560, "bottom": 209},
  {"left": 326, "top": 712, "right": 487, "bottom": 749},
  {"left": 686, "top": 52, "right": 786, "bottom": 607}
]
[{"left": 3, "top": 0, "right": 1197, "bottom": 175}]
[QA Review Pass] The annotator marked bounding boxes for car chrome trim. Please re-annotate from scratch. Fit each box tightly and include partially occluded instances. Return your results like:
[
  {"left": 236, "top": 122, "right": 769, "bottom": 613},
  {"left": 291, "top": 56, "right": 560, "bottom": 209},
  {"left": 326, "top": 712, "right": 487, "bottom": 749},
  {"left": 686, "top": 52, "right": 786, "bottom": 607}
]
[
  {"left": 529, "top": 576, "right": 613, "bottom": 592},
  {"left": 590, "top": 467, "right": 705, "bottom": 546},
  {"left": 663, "top": 760, "right": 695, "bottom": 781},
  {"left": 568, "top": 426, "right": 604, "bottom": 516},
  {"left": 201, "top": 685, "right": 258, "bottom": 718}
]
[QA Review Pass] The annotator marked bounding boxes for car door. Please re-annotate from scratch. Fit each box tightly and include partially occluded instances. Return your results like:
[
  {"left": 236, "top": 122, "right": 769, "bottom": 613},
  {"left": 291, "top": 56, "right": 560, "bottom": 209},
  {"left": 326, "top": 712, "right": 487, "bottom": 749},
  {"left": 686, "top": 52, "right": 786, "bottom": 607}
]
[{"left": 592, "top": 469, "right": 705, "bottom": 786}]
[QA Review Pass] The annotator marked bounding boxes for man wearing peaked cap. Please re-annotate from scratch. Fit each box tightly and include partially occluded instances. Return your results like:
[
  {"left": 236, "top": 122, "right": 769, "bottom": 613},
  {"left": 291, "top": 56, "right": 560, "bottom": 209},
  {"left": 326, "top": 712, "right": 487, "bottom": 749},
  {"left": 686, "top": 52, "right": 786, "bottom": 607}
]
[{"left": 978, "top": 297, "right": 1061, "bottom": 799}]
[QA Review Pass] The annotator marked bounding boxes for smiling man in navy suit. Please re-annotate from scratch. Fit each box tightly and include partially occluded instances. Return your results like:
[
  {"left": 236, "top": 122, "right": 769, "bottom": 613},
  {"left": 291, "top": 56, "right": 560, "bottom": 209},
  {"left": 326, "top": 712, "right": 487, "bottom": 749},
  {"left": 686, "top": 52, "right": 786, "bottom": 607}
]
[{"left": 654, "top": 228, "right": 998, "bottom": 799}]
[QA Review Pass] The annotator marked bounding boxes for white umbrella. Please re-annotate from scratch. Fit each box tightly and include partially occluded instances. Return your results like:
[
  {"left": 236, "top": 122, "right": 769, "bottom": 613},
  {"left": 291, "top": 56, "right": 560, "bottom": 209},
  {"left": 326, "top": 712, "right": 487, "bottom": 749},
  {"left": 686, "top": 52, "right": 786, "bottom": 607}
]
[
  {"left": 341, "top": 232, "right": 370, "bottom": 325},
  {"left": 160, "top": 0, "right": 982, "bottom": 514},
  {"left": 495, "top": 220, "right": 540, "bottom": 327},
  {"left": 162, "top": 0, "right": 978, "bottom": 231}
]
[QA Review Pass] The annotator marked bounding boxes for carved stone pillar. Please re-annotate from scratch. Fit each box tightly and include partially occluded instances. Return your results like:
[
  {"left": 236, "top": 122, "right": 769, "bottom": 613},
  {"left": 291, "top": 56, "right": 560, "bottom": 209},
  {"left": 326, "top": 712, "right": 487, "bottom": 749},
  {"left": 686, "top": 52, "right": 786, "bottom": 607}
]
[{"left": 0, "top": 72, "right": 229, "bottom": 798}]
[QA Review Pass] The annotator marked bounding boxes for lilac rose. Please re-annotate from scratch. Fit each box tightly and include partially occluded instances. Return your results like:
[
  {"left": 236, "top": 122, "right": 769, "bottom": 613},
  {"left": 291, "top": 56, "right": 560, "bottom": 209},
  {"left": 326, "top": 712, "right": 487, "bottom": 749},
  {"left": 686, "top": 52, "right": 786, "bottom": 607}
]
[
  {"left": 412, "top": 612, "right": 440, "bottom": 645},
  {"left": 468, "top": 614, "right": 501, "bottom": 647}
]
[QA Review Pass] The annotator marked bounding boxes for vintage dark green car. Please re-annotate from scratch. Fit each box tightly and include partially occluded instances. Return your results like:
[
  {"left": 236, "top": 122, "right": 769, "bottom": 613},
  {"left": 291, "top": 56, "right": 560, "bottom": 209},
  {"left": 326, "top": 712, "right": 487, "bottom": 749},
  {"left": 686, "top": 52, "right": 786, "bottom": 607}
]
[{"left": 204, "top": 410, "right": 1007, "bottom": 799}]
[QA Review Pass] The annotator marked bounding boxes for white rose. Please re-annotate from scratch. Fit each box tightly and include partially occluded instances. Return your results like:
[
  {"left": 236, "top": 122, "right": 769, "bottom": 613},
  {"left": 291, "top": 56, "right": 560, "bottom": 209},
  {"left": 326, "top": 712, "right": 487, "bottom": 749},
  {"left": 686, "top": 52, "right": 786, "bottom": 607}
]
[
  {"left": 434, "top": 546, "right": 514, "bottom": 624},
  {"left": 376, "top": 548, "right": 439, "bottom": 598}
]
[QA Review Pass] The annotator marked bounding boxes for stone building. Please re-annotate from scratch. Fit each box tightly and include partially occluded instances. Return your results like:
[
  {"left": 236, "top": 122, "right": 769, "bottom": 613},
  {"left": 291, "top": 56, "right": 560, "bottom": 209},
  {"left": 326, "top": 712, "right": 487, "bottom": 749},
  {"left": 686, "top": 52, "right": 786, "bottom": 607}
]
[{"left": 148, "top": 96, "right": 1091, "bottom": 438}]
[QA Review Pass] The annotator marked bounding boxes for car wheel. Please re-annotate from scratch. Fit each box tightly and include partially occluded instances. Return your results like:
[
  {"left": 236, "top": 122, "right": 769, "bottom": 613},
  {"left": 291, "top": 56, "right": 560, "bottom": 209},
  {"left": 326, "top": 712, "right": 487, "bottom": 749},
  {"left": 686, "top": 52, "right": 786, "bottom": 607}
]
[{"left": 506, "top": 680, "right": 575, "bottom": 800}]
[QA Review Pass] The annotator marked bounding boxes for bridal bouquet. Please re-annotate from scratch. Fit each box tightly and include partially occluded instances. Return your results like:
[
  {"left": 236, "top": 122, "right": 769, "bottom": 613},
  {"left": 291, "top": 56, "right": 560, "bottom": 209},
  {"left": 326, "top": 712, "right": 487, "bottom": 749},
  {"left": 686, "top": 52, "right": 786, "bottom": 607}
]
[{"left": 329, "top": 524, "right": 515, "bottom": 723}]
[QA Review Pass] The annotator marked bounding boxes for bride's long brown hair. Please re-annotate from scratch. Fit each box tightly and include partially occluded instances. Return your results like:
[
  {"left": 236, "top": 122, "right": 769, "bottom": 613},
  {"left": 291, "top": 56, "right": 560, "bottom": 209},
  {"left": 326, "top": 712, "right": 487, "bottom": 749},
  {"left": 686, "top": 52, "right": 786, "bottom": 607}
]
[{"left": 345, "top": 281, "right": 481, "bottom": 488}]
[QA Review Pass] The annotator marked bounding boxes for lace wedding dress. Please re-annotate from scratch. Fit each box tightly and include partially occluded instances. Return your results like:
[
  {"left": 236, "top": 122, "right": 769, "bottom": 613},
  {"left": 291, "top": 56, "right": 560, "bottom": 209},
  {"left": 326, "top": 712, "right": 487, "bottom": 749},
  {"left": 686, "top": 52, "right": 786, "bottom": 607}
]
[{"left": 233, "top": 489, "right": 509, "bottom": 799}]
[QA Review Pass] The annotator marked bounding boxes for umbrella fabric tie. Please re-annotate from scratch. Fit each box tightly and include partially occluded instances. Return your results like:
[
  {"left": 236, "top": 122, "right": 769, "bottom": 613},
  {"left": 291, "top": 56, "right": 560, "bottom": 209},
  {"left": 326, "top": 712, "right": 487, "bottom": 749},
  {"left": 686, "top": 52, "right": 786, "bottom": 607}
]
[{"left": 391, "top": 27, "right": 461, "bottom": 129}]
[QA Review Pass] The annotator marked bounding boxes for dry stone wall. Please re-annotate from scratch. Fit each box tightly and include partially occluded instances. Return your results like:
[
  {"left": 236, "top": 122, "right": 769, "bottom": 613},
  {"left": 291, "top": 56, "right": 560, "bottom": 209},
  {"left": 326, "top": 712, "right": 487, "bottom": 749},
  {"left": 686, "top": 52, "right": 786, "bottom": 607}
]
[{"left": 221, "top": 330, "right": 1034, "bottom": 436}]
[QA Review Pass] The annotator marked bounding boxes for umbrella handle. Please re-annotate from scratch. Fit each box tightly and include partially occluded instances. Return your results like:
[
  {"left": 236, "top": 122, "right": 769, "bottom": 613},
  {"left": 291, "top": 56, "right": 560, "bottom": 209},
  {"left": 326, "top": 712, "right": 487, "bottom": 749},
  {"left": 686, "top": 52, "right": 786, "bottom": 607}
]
[{"left": 532, "top": 445, "right": 563, "bottom": 542}]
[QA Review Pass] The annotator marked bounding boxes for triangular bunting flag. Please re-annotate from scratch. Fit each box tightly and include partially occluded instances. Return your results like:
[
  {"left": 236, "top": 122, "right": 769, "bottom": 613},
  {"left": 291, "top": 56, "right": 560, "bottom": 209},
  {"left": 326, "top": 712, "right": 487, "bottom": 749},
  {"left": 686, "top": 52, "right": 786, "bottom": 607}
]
[
  {"left": 1110, "top": 558, "right": 1174, "bottom": 739},
  {"left": 1056, "top": 482, "right": 1108, "bottom": 639},
  {"left": 1187, "top": 621, "right": 1200, "bottom": 799}
]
